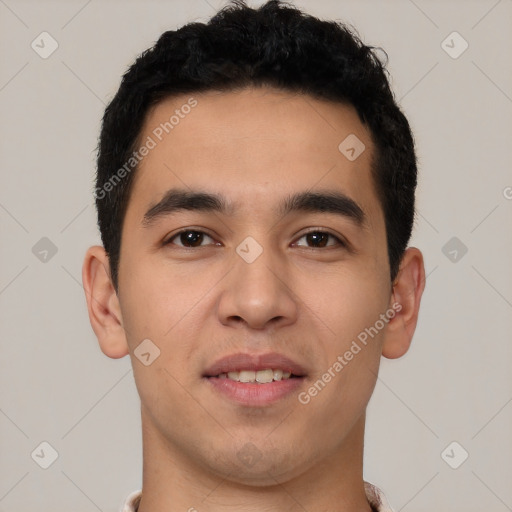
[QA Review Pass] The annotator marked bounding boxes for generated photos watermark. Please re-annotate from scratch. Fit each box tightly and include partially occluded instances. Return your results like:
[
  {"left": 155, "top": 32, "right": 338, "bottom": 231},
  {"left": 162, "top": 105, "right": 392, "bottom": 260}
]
[
  {"left": 298, "top": 301, "right": 402, "bottom": 405},
  {"left": 94, "top": 97, "right": 198, "bottom": 200}
]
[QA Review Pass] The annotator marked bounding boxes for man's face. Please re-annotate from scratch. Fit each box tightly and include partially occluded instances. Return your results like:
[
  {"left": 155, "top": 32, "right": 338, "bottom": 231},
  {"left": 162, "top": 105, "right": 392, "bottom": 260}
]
[{"left": 117, "top": 87, "right": 393, "bottom": 484}]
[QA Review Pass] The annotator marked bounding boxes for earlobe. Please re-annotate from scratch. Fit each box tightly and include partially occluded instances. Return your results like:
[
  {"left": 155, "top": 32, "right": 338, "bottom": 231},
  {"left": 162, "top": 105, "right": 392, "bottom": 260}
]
[
  {"left": 82, "top": 245, "right": 129, "bottom": 359},
  {"left": 381, "top": 247, "right": 426, "bottom": 359}
]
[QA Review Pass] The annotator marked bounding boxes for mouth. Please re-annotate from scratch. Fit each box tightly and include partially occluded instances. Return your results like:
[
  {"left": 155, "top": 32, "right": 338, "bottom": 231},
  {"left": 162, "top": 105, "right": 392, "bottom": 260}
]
[
  {"left": 202, "top": 352, "right": 307, "bottom": 406},
  {"left": 207, "top": 368, "right": 300, "bottom": 383}
]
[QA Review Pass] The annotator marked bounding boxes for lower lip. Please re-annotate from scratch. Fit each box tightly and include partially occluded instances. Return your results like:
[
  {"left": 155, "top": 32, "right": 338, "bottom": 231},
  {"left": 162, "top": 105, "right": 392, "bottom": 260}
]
[{"left": 204, "top": 376, "right": 305, "bottom": 406}]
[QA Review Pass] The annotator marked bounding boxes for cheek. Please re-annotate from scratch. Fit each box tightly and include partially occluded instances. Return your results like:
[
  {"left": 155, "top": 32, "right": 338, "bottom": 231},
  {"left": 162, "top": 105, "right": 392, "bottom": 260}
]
[
  {"left": 118, "top": 256, "right": 208, "bottom": 394},
  {"left": 300, "top": 267, "right": 389, "bottom": 400},
  {"left": 309, "top": 266, "right": 390, "bottom": 344},
  {"left": 119, "top": 253, "right": 198, "bottom": 339},
  {"left": 298, "top": 282, "right": 386, "bottom": 436}
]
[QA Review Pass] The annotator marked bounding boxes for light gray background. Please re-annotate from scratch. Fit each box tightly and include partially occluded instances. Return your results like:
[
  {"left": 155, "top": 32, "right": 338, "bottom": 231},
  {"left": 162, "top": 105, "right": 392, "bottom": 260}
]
[{"left": 1, "top": 0, "right": 511, "bottom": 510}]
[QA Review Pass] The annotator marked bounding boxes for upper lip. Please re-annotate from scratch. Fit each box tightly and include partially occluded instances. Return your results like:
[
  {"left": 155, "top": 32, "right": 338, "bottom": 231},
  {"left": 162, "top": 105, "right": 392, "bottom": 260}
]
[{"left": 203, "top": 352, "right": 307, "bottom": 377}]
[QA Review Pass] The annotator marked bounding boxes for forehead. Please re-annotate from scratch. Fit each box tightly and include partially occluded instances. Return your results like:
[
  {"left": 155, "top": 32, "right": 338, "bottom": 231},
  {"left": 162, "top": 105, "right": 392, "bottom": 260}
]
[{"left": 126, "top": 86, "right": 382, "bottom": 229}]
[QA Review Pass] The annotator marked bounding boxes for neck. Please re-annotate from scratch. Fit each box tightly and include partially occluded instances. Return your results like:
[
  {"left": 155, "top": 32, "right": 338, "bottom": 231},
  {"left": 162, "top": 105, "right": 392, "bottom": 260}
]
[{"left": 137, "top": 409, "right": 373, "bottom": 512}]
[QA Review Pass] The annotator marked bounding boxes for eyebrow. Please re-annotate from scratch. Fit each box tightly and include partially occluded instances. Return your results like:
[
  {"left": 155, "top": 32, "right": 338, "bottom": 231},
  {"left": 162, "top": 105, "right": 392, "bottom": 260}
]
[{"left": 141, "top": 187, "right": 368, "bottom": 229}]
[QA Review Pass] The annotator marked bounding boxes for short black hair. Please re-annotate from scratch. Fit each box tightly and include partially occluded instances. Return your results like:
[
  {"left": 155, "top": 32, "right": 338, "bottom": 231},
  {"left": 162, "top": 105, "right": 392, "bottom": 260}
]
[{"left": 94, "top": 0, "right": 417, "bottom": 294}]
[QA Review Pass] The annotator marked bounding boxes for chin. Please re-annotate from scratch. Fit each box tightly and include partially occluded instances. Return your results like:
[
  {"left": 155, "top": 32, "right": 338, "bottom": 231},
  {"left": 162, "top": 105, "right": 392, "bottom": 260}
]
[{"left": 202, "top": 443, "right": 313, "bottom": 487}]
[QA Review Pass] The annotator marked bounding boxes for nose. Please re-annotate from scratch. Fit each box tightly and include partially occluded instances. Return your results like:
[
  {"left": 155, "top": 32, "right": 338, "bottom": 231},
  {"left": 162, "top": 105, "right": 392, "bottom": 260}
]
[{"left": 216, "top": 242, "right": 299, "bottom": 331}]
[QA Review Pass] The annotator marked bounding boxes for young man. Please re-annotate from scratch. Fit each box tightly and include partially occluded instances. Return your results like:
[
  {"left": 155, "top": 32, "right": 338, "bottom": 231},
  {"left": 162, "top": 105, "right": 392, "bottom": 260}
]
[{"left": 82, "top": 1, "right": 425, "bottom": 510}]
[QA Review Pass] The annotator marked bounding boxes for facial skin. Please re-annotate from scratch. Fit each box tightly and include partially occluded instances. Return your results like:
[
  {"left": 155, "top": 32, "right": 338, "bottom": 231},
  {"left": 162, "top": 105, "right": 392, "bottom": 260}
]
[{"left": 83, "top": 87, "right": 425, "bottom": 512}]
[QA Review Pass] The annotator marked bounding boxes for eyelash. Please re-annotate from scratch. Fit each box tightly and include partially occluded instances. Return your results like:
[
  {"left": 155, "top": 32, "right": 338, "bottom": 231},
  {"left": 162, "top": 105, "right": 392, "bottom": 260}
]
[{"left": 163, "top": 228, "right": 347, "bottom": 250}]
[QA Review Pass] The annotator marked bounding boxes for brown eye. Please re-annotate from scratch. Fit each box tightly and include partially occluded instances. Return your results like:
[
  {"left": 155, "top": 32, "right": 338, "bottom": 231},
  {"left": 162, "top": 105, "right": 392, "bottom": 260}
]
[
  {"left": 164, "top": 230, "right": 215, "bottom": 248},
  {"left": 294, "top": 230, "right": 345, "bottom": 248}
]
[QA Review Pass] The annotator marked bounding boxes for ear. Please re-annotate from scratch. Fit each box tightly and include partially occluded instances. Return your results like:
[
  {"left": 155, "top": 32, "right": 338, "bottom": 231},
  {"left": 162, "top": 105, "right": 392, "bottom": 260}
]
[
  {"left": 381, "top": 247, "right": 426, "bottom": 359},
  {"left": 82, "top": 245, "right": 129, "bottom": 359}
]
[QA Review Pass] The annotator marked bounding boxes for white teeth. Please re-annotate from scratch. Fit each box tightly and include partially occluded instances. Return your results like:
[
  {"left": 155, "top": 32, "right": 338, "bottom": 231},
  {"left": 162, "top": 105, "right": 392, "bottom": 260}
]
[
  {"left": 256, "top": 369, "right": 274, "bottom": 383},
  {"left": 273, "top": 369, "right": 283, "bottom": 381},
  {"left": 239, "top": 370, "right": 256, "bottom": 383},
  {"left": 217, "top": 369, "right": 294, "bottom": 383}
]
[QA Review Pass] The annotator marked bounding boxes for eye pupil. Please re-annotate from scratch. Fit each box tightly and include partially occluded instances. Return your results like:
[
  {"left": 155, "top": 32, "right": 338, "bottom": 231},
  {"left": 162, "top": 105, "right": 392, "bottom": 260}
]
[
  {"left": 307, "top": 232, "right": 329, "bottom": 247},
  {"left": 181, "top": 230, "right": 203, "bottom": 247}
]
